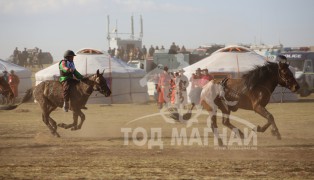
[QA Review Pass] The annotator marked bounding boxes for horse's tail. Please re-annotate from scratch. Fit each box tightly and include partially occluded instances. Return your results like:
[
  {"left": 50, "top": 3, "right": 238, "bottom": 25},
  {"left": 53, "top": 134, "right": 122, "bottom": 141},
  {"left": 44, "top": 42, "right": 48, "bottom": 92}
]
[
  {"left": 0, "top": 88, "right": 33, "bottom": 110},
  {"left": 20, "top": 88, "right": 34, "bottom": 104}
]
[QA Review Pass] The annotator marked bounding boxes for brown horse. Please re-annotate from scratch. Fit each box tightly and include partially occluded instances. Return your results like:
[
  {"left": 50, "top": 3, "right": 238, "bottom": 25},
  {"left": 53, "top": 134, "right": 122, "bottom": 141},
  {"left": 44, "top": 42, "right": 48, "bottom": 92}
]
[
  {"left": 201, "top": 60, "right": 299, "bottom": 145},
  {"left": 22, "top": 69, "right": 111, "bottom": 137},
  {"left": 0, "top": 76, "right": 15, "bottom": 109}
]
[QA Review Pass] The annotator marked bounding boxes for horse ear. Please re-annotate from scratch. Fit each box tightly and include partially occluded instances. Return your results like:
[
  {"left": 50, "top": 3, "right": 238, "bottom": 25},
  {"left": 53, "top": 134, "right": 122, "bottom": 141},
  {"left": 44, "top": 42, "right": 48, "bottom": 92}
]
[{"left": 96, "top": 69, "right": 100, "bottom": 75}]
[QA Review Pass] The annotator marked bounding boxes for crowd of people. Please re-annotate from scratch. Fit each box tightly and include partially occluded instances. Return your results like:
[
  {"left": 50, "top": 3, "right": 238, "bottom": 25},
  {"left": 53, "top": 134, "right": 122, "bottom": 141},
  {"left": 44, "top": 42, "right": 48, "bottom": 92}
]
[
  {"left": 154, "top": 66, "right": 213, "bottom": 109},
  {"left": 107, "top": 42, "right": 188, "bottom": 62},
  {"left": 1, "top": 70, "right": 20, "bottom": 104},
  {"left": 12, "top": 47, "right": 44, "bottom": 69}
]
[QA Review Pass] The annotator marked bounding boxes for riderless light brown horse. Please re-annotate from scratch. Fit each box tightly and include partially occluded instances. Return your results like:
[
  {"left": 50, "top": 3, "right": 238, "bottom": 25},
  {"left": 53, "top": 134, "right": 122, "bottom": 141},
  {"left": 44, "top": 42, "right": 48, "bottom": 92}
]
[
  {"left": 0, "top": 76, "right": 15, "bottom": 110},
  {"left": 22, "top": 69, "right": 111, "bottom": 137},
  {"left": 201, "top": 60, "right": 299, "bottom": 145}
]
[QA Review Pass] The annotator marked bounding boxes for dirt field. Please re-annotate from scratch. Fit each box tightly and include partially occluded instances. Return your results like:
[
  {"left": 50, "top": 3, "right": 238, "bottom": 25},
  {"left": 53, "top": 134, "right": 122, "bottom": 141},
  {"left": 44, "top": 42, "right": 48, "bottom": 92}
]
[{"left": 0, "top": 95, "right": 314, "bottom": 179}]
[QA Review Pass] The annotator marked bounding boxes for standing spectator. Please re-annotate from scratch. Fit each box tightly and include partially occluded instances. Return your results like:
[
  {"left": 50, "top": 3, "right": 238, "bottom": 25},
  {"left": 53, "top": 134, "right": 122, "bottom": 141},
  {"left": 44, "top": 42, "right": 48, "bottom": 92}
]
[
  {"left": 155, "top": 46, "right": 159, "bottom": 50},
  {"left": 37, "top": 49, "right": 44, "bottom": 69},
  {"left": 8, "top": 70, "right": 20, "bottom": 103},
  {"left": 157, "top": 66, "right": 171, "bottom": 109},
  {"left": 169, "top": 42, "right": 177, "bottom": 54},
  {"left": 28, "top": 52, "right": 35, "bottom": 68},
  {"left": 149, "top": 45, "right": 155, "bottom": 57},
  {"left": 136, "top": 47, "right": 143, "bottom": 60},
  {"left": 142, "top": 45, "right": 147, "bottom": 59},
  {"left": 120, "top": 47, "right": 125, "bottom": 61},
  {"left": 170, "top": 72, "right": 177, "bottom": 104},
  {"left": 189, "top": 68, "right": 202, "bottom": 106},
  {"left": 181, "top": 45, "right": 187, "bottom": 53},
  {"left": 175, "top": 69, "right": 189, "bottom": 107},
  {"left": 200, "top": 69, "right": 213, "bottom": 86},
  {"left": 13, "top": 47, "right": 19, "bottom": 64},
  {"left": 21, "top": 48, "right": 29, "bottom": 67},
  {"left": 17, "top": 51, "right": 23, "bottom": 66},
  {"left": 153, "top": 65, "right": 163, "bottom": 103},
  {"left": 1, "top": 71, "right": 9, "bottom": 104},
  {"left": 2, "top": 71, "right": 8, "bottom": 82},
  {"left": 160, "top": 45, "right": 165, "bottom": 50}
]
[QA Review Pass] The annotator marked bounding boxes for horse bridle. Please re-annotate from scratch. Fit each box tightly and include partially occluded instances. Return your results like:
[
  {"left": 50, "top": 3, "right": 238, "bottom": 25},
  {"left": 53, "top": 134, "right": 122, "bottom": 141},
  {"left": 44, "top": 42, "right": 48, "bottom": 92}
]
[
  {"left": 277, "top": 66, "right": 290, "bottom": 88},
  {"left": 91, "top": 75, "right": 108, "bottom": 94}
]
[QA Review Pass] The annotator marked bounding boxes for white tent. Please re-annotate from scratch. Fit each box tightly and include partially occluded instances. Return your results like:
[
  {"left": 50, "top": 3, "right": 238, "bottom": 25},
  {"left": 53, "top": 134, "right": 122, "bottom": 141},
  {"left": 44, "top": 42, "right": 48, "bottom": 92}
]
[
  {"left": 0, "top": 59, "right": 32, "bottom": 98},
  {"left": 183, "top": 45, "right": 298, "bottom": 102},
  {"left": 35, "top": 48, "right": 149, "bottom": 104}
]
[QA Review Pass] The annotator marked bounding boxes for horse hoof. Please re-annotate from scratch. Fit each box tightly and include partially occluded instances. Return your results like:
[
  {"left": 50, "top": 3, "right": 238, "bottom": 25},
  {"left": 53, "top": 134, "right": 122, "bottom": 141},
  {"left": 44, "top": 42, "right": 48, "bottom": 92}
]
[
  {"left": 71, "top": 127, "right": 77, "bottom": 131},
  {"left": 271, "top": 129, "right": 277, "bottom": 136},
  {"left": 58, "top": 123, "right": 66, "bottom": 128},
  {"left": 218, "top": 139, "right": 224, "bottom": 147},
  {"left": 54, "top": 133, "right": 61, "bottom": 138},
  {"left": 51, "top": 131, "right": 60, "bottom": 137},
  {"left": 256, "top": 125, "right": 262, "bottom": 132},
  {"left": 239, "top": 133, "right": 245, "bottom": 139}
]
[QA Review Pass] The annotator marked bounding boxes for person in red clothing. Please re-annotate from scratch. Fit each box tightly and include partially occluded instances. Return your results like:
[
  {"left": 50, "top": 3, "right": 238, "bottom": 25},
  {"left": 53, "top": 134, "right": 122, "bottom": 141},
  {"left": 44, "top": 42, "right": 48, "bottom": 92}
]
[
  {"left": 200, "top": 68, "right": 213, "bottom": 87},
  {"left": 8, "top": 70, "right": 20, "bottom": 103},
  {"left": 170, "top": 72, "right": 179, "bottom": 104},
  {"left": 157, "top": 66, "right": 171, "bottom": 109}
]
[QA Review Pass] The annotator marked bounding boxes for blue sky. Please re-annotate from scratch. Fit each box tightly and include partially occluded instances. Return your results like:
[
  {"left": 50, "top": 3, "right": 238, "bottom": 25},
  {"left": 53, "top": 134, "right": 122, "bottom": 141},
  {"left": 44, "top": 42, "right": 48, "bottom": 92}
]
[{"left": 0, "top": 0, "right": 313, "bottom": 60}]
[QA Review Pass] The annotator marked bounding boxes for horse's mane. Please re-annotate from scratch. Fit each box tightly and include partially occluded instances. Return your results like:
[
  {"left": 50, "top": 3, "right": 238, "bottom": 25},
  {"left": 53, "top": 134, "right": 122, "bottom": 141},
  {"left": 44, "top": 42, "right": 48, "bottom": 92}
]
[{"left": 242, "top": 61, "right": 278, "bottom": 90}]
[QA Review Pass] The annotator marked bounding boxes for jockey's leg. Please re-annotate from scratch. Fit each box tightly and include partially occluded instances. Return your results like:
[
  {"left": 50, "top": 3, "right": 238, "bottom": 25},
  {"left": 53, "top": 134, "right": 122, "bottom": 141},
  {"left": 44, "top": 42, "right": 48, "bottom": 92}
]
[{"left": 61, "top": 80, "right": 70, "bottom": 112}]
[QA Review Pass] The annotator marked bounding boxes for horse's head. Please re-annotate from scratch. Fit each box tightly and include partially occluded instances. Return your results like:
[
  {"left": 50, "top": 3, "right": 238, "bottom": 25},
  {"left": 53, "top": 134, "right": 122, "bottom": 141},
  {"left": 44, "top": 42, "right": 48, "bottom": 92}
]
[
  {"left": 277, "top": 57, "right": 300, "bottom": 92},
  {"left": 91, "top": 69, "right": 111, "bottom": 97},
  {"left": 0, "top": 76, "right": 14, "bottom": 100}
]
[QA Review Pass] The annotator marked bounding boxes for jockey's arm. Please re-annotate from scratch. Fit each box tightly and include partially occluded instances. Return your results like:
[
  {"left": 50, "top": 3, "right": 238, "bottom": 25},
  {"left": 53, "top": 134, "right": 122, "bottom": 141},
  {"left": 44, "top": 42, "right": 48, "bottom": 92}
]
[
  {"left": 60, "top": 60, "right": 69, "bottom": 72},
  {"left": 73, "top": 70, "right": 83, "bottom": 80}
]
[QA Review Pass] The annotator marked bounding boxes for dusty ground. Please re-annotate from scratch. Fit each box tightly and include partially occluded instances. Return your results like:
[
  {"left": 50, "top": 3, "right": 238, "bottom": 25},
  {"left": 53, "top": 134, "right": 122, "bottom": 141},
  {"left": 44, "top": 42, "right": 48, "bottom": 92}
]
[{"left": 0, "top": 95, "right": 313, "bottom": 179}]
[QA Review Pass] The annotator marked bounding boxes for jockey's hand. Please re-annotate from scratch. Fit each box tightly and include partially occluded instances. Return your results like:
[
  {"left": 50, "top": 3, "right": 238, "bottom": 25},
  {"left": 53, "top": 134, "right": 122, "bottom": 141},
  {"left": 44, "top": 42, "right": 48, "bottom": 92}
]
[{"left": 69, "top": 68, "right": 75, "bottom": 73}]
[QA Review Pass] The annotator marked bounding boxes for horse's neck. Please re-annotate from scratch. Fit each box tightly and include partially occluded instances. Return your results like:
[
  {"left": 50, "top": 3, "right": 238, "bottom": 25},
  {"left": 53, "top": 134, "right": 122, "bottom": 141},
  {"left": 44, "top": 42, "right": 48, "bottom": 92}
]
[
  {"left": 78, "top": 80, "right": 94, "bottom": 96},
  {"left": 263, "top": 77, "right": 279, "bottom": 94}
]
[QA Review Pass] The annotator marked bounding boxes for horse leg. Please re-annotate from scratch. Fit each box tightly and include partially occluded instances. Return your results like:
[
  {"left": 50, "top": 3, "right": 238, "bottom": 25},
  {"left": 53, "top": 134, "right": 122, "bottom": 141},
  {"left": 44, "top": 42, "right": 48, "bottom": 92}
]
[
  {"left": 201, "top": 100, "right": 224, "bottom": 146},
  {"left": 46, "top": 106, "right": 60, "bottom": 137},
  {"left": 70, "top": 111, "right": 79, "bottom": 131},
  {"left": 57, "top": 110, "right": 79, "bottom": 130},
  {"left": 210, "top": 109, "right": 224, "bottom": 147},
  {"left": 40, "top": 101, "right": 60, "bottom": 137},
  {"left": 76, "top": 110, "right": 85, "bottom": 130},
  {"left": 254, "top": 105, "right": 281, "bottom": 140},
  {"left": 215, "top": 99, "right": 244, "bottom": 139},
  {"left": 42, "top": 113, "right": 60, "bottom": 137}
]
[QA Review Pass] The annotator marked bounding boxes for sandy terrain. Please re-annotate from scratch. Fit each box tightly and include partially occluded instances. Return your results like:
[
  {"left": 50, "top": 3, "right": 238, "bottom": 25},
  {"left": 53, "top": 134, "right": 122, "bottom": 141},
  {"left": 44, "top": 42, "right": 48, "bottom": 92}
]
[{"left": 0, "top": 96, "right": 313, "bottom": 179}]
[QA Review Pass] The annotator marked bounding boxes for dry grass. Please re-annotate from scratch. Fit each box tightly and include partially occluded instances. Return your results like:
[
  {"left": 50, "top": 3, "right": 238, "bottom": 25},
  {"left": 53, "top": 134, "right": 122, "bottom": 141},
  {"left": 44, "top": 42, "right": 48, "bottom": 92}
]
[
  {"left": 0, "top": 67, "right": 313, "bottom": 179},
  {"left": 0, "top": 96, "right": 313, "bottom": 179}
]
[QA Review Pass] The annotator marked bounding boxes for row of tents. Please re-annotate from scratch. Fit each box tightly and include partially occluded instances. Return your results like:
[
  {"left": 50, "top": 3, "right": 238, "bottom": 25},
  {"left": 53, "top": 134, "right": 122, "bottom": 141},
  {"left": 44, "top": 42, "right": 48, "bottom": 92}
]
[{"left": 0, "top": 46, "right": 297, "bottom": 104}]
